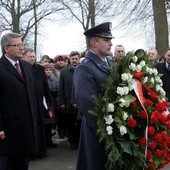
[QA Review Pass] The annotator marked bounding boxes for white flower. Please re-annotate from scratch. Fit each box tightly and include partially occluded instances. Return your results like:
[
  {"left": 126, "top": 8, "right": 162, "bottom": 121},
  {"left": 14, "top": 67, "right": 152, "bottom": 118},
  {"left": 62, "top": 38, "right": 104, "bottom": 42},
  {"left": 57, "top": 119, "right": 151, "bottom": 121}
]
[
  {"left": 119, "top": 98, "right": 131, "bottom": 108},
  {"left": 106, "top": 125, "right": 113, "bottom": 135},
  {"left": 104, "top": 115, "right": 114, "bottom": 125},
  {"left": 116, "top": 87, "right": 124, "bottom": 96},
  {"left": 129, "top": 63, "right": 136, "bottom": 71},
  {"left": 150, "top": 77, "right": 154, "bottom": 84},
  {"left": 143, "top": 77, "right": 148, "bottom": 83},
  {"left": 121, "top": 73, "right": 131, "bottom": 81},
  {"left": 132, "top": 56, "right": 138, "bottom": 62},
  {"left": 148, "top": 68, "right": 153, "bottom": 75},
  {"left": 156, "top": 84, "right": 161, "bottom": 92},
  {"left": 123, "top": 112, "right": 128, "bottom": 120},
  {"left": 119, "top": 126, "right": 127, "bottom": 135},
  {"left": 128, "top": 82, "right": 133, "bottom": 91},
  {"left": 136, "top": 65, "right": 142, "bottom": 71},
  {"left": 123, "top": 87, "right": 129, "bottom": 95},
  {"left": 139, "top": 60, "right": 146, "bottom": 67},
  {"left": 153, "top": 68, "right": 158, "bottom": 75},
  {"left": 145, "top": 66, "right": 149, "bottom": 73},
  {"left": 107, "top": 103, "right": 115, "bottom": 112}
]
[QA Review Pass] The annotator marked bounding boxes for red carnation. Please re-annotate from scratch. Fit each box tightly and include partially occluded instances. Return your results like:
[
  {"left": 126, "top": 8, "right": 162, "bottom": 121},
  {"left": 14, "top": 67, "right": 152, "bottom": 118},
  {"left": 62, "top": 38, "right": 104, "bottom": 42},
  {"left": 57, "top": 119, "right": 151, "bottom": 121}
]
[
  {"left": 162, "top": 142, "right": 168, "bottom": 150},
  {"left": 139, "top": 137, "right": 146, "bottom": 146},
  {"left": 131, "top": 100, "right": 137, "bottom": 107},
  {"left": 156, "top": 149, "right": 163, "bottom": 157},
  {"left": 156, "top": 101, "right": 168, "bottom": 111},
  {"left": 148, "top": 162, "right": 156, "bottom": 168},
  {"left": 150, "top": 141, "right": 157, "bottom": 150},
  {"left": 167, "top": 114, "right": 170, "bottom": 120},
  {"left": 140, "top": 110, "right": 147, "bottom": 119},
  {"left": 148, "top": 91, "right": 157, "bottom": 99},
  {"left": 155, "top": 133, "right": 162, "bottom": 142},
  {"left": 145, "top": 99, "right": 153, "bottom": 107},
  {"left": 148, "top": 126, "right": 155, "bottom": 136},
  {"left": 162, "top": 131, "right": 168, "bottom": 141},
  {"left": 127, "top": 118, "right": 137, "bottom": 128},
  {"left": 146, "top": 151, "right": 152, "bottom": 160},
  {"left": 150, "top": 114, "right": 158, "bottom": 123},
  {"left": 133, "top": 71, "right": 144, "bottom": 78},
  {"left": 158, "top": 114, "right": 167, "bottom": 124},
  {"left": 166, "top": 121, "right": 170, "bottom": 130}
]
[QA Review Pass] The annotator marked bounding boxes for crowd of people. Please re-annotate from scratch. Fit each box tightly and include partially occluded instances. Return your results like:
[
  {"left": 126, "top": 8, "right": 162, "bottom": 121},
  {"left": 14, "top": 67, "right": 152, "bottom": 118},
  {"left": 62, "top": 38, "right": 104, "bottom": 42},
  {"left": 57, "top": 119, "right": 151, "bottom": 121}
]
[{"left": 0, "top": 22, "right": 170, "bottom": 170}]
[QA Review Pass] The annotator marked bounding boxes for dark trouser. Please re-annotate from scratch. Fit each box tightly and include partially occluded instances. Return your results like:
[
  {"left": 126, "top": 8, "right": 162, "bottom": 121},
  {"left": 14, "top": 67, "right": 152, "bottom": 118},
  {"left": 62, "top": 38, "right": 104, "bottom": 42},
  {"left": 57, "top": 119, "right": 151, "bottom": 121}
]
[
  {"left": 66, "top": 113, "right": 80, "bottom": 147},
  {"left": 0, "top": 153, "right": 29, "bottom": 170}
]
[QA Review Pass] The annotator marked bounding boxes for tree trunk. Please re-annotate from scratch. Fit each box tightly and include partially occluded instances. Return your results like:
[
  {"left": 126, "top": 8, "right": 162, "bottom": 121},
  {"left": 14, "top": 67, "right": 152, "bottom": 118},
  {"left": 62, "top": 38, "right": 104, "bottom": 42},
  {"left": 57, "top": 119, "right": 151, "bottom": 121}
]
[{"left": 152, "top": 0, "right": 169, "bottom": 56}]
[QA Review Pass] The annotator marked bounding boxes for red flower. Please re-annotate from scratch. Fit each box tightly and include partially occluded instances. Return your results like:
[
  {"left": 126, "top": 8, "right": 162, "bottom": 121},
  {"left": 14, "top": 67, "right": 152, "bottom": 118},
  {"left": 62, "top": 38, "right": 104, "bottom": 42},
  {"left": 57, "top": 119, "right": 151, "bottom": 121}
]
[
  {"left": 148, "top": 126, "right": 155, "bottom": 136},
  {"left": 156, "top": 101, "right": 168, "bottom": 111},
  {"left": 131, "top": 100, "right": 137, "bottom": 107},
  {"left": 150, "top": 114, "right": 158, "bottom": 123},
  {"left": 140, "top": 110, "right": 147, "bottom": 119},
  {"left": 156, "top": 149, "right": 163, "bottom": 157},
  {"left": 162, "top": 131, "right": 168, "bottom": 141},
  {"left": 139, "top": 137, "right": 146, "bottom": 146},
  {"left": 148, "top": 91, "right": 157, "bottom": 99},
  {"left": 158, "top": 114, "right": 167, "bottom": 124},
  {"left": 145, "top": 99, "right": 153, "bottom": 107},
  {"left": 146, "top": 151, "right": 152, "bottom": 160},
  {"left": 167, "top": 114, "right": 170, "bottom": 120},
  {"left": 127, "top": 118, "right": 137, "bottom": 128},
  {"left": 133, "top": 71, "right": 144, "bottom": 78},
  {"left": 148, "top": 162, "right": 156, "bottom": 168},
  {"left": 155, "top": 133, "right": 162, "bottom": 142},
  {"left": 166, "top": 121, "right": 170, "bottom": 130},
  {"left": 150, "top": 141, "right": 157, "bottom": 150}
]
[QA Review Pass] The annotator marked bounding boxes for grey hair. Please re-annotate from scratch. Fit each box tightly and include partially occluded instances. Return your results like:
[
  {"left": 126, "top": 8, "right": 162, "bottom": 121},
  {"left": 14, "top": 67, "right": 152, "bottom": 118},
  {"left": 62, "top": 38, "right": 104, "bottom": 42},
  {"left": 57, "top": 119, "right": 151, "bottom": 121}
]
[
  {"left": 23, "top": 48, "right": 34, "bottom": 55},
  {"left": 1, "top": 32, "right": 22, "bottom": 54}
]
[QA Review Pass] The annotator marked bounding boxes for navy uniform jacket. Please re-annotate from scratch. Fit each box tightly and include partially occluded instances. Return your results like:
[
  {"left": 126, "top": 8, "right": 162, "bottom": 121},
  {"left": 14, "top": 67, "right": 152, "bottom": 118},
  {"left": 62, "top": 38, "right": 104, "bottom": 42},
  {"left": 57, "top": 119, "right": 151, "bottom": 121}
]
[
  {"left": 73, "top": 51, "right": 115, "bottom": 170},
  {"left": 0, "top": 56, "right": 37, "bottom": 154}
]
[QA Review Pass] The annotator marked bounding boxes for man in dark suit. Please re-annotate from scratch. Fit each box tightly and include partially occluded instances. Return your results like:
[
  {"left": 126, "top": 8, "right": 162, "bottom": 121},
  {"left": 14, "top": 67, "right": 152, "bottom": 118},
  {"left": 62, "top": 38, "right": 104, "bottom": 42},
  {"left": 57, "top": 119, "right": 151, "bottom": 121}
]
[
  {"left": 73, "top": 22, "right": 114, "bottom": 170},
  {"left": 156, "top": 48, "right": 170, "bottom": 102},
  {"left": 0, "top": 32, "right": 37, "bottom": 170},
  {"left": 58, "top": 51, "right": 80, "bottom": 150}
]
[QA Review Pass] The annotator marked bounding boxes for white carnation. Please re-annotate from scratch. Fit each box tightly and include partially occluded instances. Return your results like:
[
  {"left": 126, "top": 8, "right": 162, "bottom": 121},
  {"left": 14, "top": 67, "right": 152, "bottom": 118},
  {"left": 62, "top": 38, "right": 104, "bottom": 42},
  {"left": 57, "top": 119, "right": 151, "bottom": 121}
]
[
  {"left": 145, "top": 66, "right": 149, "bottom": 73},
  {"left": 143, "top": 77, "right": 148, "bottom": 83},
  {"left": 123, "top": 112, "right": 128, "bottom": 120},
  {"left": 123, "top": 87, "right": 129, "bottom": 95},
  {"left": 107, "top": 103, "right": 115, "bottom": 112},
  {"left": 150, "top": 77, "right": 154, "bottom": 84},
  {"left": 116, "top": 87, "right": 124, "bottom": 96},
  {"left": 129, "top": 63, "right": 136, "bottom": 71},
  {"left": 153, "top": 68, "right": 158, "bottom": 75},
  {"left": 104, "top": 115, "right": 114, "bottom": 125},
  {"left": 139, "top": 60, "right": 145, "bottom": 67},
  {"left": 136, "top": 65, "right": 142, "bottom": 72},
  {"left": 132, "top": 56, "right": 138, "bottom": 62},
  {"left": 121, "top": 73, "right": 131, "bottom": 81},
  {"left": 148, "top": 68, "right": 153, "bottom": 75},
  {"left": 119, "top": 98, "right": 131, "bottom": 108},
  {"left": 128, "top": 82, "right": 133, "bottom": 91},
  {"left": 106, "top": 125, "right": 113, "bottom": 135},
  {"left": 119, "top": 126, "right": 127, "bottom": 135}
]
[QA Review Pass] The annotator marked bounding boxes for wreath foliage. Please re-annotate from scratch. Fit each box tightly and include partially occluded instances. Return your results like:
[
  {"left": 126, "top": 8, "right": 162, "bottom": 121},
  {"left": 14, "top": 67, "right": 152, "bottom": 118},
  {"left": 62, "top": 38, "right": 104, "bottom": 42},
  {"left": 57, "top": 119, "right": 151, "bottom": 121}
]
[{"left": 91, "top": 52, "right": 170, "bottom": 170}]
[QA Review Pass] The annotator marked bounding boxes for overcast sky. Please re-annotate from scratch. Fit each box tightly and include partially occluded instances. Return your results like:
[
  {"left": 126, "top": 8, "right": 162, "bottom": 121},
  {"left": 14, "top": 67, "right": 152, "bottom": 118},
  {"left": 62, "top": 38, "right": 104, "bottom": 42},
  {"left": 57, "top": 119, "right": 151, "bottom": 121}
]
[{"left": 41, "top": 21, "right": 147, "bottom": 59}]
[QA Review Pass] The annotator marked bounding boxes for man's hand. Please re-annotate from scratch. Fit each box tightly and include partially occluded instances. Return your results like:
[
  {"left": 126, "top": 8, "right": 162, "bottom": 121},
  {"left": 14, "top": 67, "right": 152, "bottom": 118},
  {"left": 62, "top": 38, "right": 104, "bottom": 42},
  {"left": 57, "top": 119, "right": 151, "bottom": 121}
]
[{"left": 0, "top": 131, "right": 5, "bottom": 140}]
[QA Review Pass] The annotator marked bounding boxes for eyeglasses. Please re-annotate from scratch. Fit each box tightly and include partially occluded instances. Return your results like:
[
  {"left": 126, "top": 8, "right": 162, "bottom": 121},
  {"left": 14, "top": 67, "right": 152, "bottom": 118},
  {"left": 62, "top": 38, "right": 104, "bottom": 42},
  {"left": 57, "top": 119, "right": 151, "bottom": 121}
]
[{"left": 7, "top": 44, "right": 24, "bottom": 48}]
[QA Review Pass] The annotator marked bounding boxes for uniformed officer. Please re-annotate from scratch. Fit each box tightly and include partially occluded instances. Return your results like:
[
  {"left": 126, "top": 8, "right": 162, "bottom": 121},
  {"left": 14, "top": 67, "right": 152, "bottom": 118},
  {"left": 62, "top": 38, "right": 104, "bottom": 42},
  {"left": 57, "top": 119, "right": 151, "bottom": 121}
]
[{"left": 73, "top": 22, "right": 114, "bottom": 170}]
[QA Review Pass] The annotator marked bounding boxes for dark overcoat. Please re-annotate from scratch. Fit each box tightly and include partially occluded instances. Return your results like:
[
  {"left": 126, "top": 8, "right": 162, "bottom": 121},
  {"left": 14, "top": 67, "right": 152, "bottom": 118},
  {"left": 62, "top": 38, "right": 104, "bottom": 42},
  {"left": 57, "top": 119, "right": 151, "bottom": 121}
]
[
  {"left": 0, "top": 56, "right": 37, "bottom": 154},
  {"left": 58, "top": 64, "right": 75, "bottom": 113},
  {"left": 32, "top": 64, "right": 52, "bottom": 122},
  {"left": 156, "top": 62, "right": 170, "bottom": 102},
  {"left": 73, "top": 51, "right": 114, "bottom": 170}
]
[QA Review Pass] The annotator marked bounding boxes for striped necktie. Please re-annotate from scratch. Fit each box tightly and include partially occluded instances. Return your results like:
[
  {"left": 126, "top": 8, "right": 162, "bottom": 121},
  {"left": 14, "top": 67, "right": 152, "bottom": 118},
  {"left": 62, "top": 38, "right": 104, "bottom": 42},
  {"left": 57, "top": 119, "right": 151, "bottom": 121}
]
[{"left": 15, "top": 63, "right": 23, "bottom": 78}]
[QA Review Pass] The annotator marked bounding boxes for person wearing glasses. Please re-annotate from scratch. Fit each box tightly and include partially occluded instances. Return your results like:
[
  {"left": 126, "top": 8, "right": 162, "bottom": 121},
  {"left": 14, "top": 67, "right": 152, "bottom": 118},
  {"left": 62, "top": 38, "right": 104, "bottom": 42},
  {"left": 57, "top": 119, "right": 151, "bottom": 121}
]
[
  {"left": 156, "top": 48, "right": 170, "bottom": 104},
  {"left": 0, "top": 32, "right": 37, "bottom": 169}
]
